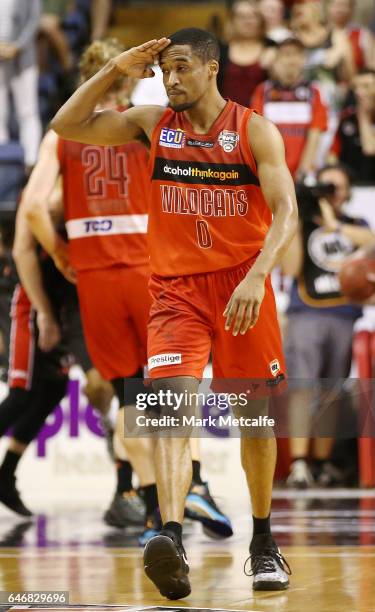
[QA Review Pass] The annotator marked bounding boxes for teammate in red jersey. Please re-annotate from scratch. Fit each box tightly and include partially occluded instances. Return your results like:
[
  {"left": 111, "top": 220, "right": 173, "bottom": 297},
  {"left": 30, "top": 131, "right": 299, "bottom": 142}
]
[
  {"left": 52, "top": 29, "right": 298, "bottom": 598},
  {"left": 24, "top": 39, "right": 232, "bottom": 543}
]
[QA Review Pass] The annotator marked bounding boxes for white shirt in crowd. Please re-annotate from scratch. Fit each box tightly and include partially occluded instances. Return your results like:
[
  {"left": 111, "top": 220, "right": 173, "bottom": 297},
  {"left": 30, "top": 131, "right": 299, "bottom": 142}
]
[{"left": 0, "top": 0, "right": 15, "bottom": 42}]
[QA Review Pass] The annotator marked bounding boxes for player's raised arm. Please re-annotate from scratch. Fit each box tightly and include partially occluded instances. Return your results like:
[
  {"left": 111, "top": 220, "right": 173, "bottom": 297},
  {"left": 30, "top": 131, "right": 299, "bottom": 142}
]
[
  {"left": 224, "top": 113, "right": 298, "bottom": 335},
  {"left": 50, "top": 38, "right": 170, "bottom": 145}
]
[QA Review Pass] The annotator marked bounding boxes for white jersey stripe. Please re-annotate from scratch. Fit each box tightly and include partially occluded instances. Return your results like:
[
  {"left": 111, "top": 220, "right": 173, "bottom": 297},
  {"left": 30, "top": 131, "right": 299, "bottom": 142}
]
[
  {"left": 263, "top": 101, "right": 312, "bottom": 124},
  {"left": 66, "top": 214, "right": 148, "bottom": 239}
]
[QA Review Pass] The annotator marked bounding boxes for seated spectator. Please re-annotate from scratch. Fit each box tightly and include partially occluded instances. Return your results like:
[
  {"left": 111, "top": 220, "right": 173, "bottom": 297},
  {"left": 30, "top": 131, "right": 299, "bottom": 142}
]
[
  {"left": 291, "top": 0, "right": 355, "bottom": 160},
  {"left": 251, "top": 37, "right": 328, "bottom": 179},
  {"left": 39, "top": 0, "right": 73, "bottom": 72},
  {"left": 281, "top": 164, "right": 375, "bottom": 488},
  {"left": 0, "top": 0, "right": 42, "bottom": 170},
  {"left": 327, "top": 0, "right": 375, "bottom": 70},
  {"left": 218, "top": 0, "right": 276, "bottom": 106},
  {"left": 329, "top": 69, "right": 375, "bottom": 184},
  {"left": 258, "top": 0, "right": 292, "bottom": 43}
]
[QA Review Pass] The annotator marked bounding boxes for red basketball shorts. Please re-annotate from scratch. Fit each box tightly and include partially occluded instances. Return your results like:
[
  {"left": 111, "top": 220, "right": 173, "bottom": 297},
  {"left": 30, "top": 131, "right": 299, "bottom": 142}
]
[
  {"left": 76, "top": 264, "right": 151, "bottom": 380},
  {"left": 8, "top": 285, "right": 35, "bottom": 390},
  {"left": 147, "top": 258, "right": 285, "bottom": 385}
]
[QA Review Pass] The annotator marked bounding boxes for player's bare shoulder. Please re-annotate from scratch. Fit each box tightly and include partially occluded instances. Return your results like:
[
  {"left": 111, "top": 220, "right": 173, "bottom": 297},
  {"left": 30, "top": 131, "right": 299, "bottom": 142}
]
[
  {"left": 42, "top": 129, "right": 59, "bottom": 150},
  {"left": 124, "top": 105, "right": 166, "bottom": 141},
  {"left": 247, "top": 111, "right": 285, "bottom": 164}
]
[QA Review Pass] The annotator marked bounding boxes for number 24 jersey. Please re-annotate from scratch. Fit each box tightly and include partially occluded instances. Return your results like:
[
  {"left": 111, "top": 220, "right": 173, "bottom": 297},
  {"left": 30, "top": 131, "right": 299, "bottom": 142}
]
[{"left": 58, "top": 137, "right": 150, "bottom": 271}]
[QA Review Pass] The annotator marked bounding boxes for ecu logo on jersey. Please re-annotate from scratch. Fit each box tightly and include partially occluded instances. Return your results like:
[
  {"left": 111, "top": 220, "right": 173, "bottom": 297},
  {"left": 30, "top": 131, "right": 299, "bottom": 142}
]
[
  {"left": 159, "top": 127, "right": 185, "bottom": 148},
  {"left": 218, "top": 130, "right": 239, "bottom": 153}
]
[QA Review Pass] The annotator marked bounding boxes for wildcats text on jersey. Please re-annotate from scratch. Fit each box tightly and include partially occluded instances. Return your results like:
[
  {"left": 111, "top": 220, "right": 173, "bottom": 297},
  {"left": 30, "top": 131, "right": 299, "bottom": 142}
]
[{"left": 160, "top": 185, "right": 249, "bottom": 217}]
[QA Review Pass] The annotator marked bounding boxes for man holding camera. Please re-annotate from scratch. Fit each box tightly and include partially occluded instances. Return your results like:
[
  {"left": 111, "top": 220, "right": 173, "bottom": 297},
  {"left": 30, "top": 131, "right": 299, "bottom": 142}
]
[{"left": 281, "top": 164, "right": 375, "bottom": 488}]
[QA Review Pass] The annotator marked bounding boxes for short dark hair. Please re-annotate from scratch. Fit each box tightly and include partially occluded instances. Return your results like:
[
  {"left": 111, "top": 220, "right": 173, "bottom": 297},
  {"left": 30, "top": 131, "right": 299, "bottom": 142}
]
[
  {"left": 317, "top": 163, "right": 354, "bottom": 186},
  {"left": 168, "top": 28, "right": 220, "bottom": 63}
]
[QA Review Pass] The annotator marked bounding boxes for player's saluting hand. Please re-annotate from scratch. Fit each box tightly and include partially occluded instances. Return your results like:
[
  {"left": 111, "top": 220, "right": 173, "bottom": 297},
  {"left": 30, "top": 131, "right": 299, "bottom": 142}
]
[{"left": 113, "top": 38, "right": 170, "bottom": 78}]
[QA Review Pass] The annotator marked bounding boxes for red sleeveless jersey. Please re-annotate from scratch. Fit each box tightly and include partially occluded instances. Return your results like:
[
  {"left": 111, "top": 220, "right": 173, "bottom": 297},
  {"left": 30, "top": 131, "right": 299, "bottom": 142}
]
[
  {"left": 148, "top": 100, "right": 272, "bottom": 277},
  {"left": 58, "top": 138, "right": 150, "bottom": 271}
]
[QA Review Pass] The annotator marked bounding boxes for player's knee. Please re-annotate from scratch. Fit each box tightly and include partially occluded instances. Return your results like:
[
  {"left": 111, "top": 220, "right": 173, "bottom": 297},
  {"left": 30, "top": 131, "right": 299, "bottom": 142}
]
[{"left": 233, "top": 398, "right": 274, "bottom": 439}]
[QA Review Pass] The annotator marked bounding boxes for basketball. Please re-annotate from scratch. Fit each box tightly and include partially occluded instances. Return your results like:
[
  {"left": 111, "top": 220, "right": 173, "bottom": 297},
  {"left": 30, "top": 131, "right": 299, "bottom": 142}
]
[{"left": 339, "top": 257, "right": 375, "bottom": 302}]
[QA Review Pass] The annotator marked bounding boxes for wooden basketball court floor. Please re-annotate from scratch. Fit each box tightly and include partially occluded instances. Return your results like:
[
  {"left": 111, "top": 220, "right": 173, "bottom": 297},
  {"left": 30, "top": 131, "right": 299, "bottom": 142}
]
[{"left": 0, "top": 489, "right": 374, "bottom": 612}]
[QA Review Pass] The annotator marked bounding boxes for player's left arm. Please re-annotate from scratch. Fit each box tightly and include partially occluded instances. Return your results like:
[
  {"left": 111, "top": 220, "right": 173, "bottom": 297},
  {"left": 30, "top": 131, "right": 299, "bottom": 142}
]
[
  {"left": 13, "top": 204, "right": 61, "bottom": 352},
  {"left": 224, "top": 113, "right": 298, "bottom": 336},
  {"left": 21, "top": 130, "right": 76, "bottom": 283}
]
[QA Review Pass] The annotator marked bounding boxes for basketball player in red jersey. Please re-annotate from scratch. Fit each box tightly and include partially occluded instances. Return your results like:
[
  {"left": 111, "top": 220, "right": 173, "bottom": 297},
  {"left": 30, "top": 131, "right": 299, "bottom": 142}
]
[
  {"left": 24, "top": 39, "right": 233, "bottom": 544},
  {"left": 51, "top": 29, "right": 298, "bottom": 598},
  {"left": 21, "top": 39, "right": 158, "bottom": 537}
]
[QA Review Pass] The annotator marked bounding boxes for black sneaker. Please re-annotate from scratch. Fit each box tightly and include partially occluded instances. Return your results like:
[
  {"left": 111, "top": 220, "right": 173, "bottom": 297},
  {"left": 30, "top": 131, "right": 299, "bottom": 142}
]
[
  {"left": 245, "top": 534, "right": 291, "bottom": 591},
  {"left": 144, "top": 532, "right": 191, "bottom": 600},
  {"left": 185, "top": 481, "right": 233, "bottom": 538},
  {"left": 316, "top": 461, "right": 345, "bottom": 487},
  {"left": 0, "top": 521, "right": 33, "bottom": 546},
  {"left": 138, "top": 508, "right": 162, "bottom": 547},
  {"left": 0, "top": 478, "right": 33, "bottom": 517},
  {"left": 103, "top": 490, "right": 145, "bottom": 528}
]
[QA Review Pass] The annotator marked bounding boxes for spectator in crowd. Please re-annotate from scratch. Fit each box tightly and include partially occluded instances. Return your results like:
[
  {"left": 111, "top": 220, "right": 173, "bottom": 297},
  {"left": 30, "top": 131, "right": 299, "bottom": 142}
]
[
  {"left": 0, "top": 0, "right": 42, "bottom": 170},
  {"left": 329, "top": 69, "right": 375, "bottom": 183},
  {"left": 291, "top": 0, "right": 355, "bottom": 160},
  {"left": 258, "top": 0, "right": 292, "bottom": 43},
  {"left": 218, "top": 0, "right": 276, "bottom": 106},
  {"left": 281, "top": 164, "right": 375, "bottom": 488},
  {"left": 39, "top": 0, "right": 72, "bottom": 72},
  {"left": 327, "top": 0, "right": 375, "bottom": 70},
  {"left": 251, "top": 37, "right": 328, "bottom": 179},
  {"left": 90, "top": 0, "right": 112, "bottom": 41}
]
